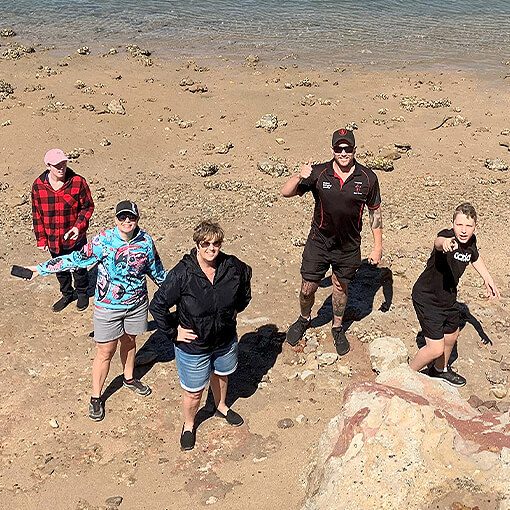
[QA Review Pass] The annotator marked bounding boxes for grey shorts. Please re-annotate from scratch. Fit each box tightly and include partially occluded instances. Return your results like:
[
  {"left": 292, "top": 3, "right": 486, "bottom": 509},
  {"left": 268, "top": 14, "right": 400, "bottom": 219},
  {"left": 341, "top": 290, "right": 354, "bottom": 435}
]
[{"left": 93, "top": 300, "right": 148, "bottom": 343}]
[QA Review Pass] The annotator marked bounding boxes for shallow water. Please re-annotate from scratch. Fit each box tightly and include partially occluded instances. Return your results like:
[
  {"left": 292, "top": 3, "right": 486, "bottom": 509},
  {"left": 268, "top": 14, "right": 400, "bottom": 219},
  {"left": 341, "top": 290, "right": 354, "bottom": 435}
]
[{"left": 3, "top": 0, "right": 510, "bottom": 70}]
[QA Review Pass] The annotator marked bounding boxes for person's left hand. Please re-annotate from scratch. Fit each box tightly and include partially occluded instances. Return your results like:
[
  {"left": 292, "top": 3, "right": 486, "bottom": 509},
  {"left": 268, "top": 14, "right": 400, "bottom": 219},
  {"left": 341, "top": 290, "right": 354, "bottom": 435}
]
[
  {"left": 177, "top": 325, "right": 198, "bottom": 343},
  {"left": 368, "top": 248, "right": 382, "bottom": 265},
  {"left": 64, "top": 227, "right": 79, "bottom": 241},
  {"left": 485, "top": 280, "right": 501, "bottom": 300}
]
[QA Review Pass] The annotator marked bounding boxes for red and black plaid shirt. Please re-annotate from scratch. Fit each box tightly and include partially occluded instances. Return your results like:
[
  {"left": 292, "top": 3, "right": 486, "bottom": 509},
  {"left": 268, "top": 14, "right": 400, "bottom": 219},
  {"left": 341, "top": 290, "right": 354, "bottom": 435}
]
[{"left": 31, "top": 169, "right": 94, "bottom": 254}]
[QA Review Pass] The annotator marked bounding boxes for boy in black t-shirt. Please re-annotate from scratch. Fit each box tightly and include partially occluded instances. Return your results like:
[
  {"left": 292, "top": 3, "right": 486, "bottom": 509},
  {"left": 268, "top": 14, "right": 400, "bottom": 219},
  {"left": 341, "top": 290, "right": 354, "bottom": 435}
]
[{"left": 409, "top": 203, "right": 500, "bottom": 386}]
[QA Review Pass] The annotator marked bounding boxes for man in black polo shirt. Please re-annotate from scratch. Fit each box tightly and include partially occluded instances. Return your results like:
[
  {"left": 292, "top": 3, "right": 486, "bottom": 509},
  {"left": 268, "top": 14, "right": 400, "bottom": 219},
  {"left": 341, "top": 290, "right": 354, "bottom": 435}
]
[{"left": 281, "top": 129, "right": 383, "bottom": 355}]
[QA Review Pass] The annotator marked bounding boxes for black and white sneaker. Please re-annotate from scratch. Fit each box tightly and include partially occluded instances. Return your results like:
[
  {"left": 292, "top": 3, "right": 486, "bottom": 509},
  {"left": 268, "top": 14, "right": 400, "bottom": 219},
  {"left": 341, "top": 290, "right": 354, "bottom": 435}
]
[
  {"left": 286, "top": 316, "right": 311, "bottom": 346},
  {"left": 89, "top": 397, "right": 105, "bottom": 421},
  {"left": 332, "top": 327, "right": 350, "bottom": 356},
  {"left": 428, "top": 365, "right": 466, "bottom": 387},
  {"left": 123, "top": 378, "right": 152, "bottom": 396}
]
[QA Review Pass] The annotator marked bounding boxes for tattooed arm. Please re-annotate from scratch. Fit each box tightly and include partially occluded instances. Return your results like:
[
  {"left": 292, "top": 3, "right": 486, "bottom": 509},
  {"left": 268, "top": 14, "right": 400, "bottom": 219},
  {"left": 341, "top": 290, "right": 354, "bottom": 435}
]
[{"left": 368, "top": 206, "right": 383, "bottom": 265}]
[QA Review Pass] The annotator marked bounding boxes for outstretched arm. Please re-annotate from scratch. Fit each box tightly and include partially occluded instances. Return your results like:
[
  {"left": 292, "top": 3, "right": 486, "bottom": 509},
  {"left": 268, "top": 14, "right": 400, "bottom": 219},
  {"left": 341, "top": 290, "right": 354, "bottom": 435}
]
[
  {"left": 471, "top": 256, "right": 500, "bottom": 299},
  {"left": 368, "top": 206, "right": 383, "bottom": 265}
]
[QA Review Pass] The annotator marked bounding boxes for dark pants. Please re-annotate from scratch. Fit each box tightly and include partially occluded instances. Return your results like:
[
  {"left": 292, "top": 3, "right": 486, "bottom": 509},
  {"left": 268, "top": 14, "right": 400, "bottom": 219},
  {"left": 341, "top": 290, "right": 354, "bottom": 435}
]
[{"left": 50, "top": 240, "right": 89, "bottom": 298}]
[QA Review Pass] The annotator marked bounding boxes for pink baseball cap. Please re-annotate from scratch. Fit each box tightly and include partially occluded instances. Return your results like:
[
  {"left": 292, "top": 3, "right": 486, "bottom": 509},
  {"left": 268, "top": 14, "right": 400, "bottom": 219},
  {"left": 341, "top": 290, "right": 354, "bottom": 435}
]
[{"left": 44, "top": 148, "right": 68, "bottom": 166}]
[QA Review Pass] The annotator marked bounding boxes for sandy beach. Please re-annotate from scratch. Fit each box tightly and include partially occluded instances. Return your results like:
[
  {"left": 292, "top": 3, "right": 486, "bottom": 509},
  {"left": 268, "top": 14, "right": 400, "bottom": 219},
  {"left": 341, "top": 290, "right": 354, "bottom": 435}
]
[{"left": 1, "top": 42, "right": 510, "bottom": 509}]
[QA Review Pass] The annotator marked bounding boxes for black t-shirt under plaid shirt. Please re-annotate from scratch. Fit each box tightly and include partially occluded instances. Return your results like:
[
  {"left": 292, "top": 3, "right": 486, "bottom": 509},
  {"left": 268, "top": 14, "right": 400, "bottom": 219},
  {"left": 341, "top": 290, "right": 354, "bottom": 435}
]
[
  {"left": 297, "top": 159, "right": 381, "bottom": 252},
  {"left": 412, "top": 228, "right": 479, "bottom": 307}
]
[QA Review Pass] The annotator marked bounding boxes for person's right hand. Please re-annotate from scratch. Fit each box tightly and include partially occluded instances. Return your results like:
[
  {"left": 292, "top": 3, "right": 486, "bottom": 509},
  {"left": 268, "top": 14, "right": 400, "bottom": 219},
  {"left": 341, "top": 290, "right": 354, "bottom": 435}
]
[
  {"left": 38, "top": 245, "right": 49, "bottom": 252},
  {"left": 443, "top": 238, "right": 458, "bottom": 252},
  {"left": 177, "top": 325, "right": 198, "bottom": 343},
  {"left": 299, "top": 162, "right": 313, "bottom": 179},
  {"left": 26, "top": 266, "right": 40, "bottom": 280}
]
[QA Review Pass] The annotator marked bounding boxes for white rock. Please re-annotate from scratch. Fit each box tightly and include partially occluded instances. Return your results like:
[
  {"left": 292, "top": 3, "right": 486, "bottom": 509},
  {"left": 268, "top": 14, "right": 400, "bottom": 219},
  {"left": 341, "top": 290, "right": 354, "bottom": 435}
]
[
  {"left": 369, "top": 336, "right": 408, "bottom": 374},
  {"left": 49, "top": 419, "right": 59, "bottom": 429}
]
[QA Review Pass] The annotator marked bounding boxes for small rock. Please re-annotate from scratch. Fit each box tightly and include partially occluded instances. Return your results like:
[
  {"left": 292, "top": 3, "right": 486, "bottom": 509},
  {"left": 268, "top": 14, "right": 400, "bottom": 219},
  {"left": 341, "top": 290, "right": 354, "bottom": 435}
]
[
  {"left": 107, "top": 48, "right": 118, "bottom": 55},
  {"left": 501, "top": 362, "right": 510, "bottom": 371},
  {"left": 77, "top": 46, "right": 90, "bottom": 55},
  {"left": 300, "top": 370, "right": 315, "bottom": 381},
  {"left": 486, "top": 367, "right": 508, "bottom": 385},
  {"left": 75, "top": 80, "right": 87, "bottom": 89},
  {"left": 275, "top": 138, "right": 285, "bottom": 145},
  {"left": 256, "top": 114, "right": 278, "bottom": 132},
  {"left": 245, "top": 54, "right": 260, "bottom": 66},
  {"left": 337, "top": 365, "right": 351, "bottom": 376},
  {"left": 105, "top": 496, "right": 123, "bottom": 507},
  {"left": 490, "top": 385, "right": 508, "bottom": 399},
  {"left": 193, "top": 163, "right": 219, "bottom": 177},
  {"left": 467, "top": 394, "right": 484, "bottom": 408},
  {"left": 277, "top": 418, "right": 295, "bottom": 429},
  {"left": 317, "top": 352, "right": 338, "bottom": 366},
  {"left": 107, "top": 99, "right": 126, "bottom": 115},
  {"left": 257, "top": 157, "right": 289, "bottom": 177},
  {"left": 1, "top": 120, "right": 11, "bottom": 127},
  {"left": 497, "top": 401, "right": 510, "bottom": 413},
  {"left": 296, "top": 414, "right": 308, "bottom": 424},
  {"left": 485, "top": 158, "right": 508, "bottom": 171},
  {"left": 49, "top": 419, "right": 59, "bottom": 429},
  {"left": 0, "top": 28, "right": 16, "bottom": 37},
  {"left": 205, "top": 496, "right": 218, "bottom": 505},
  {"left": 100, "top": 138, "right": 111, "bottom": 147},
  {"left": 188, "top": 83, "right": 208, "bottom": 93}
]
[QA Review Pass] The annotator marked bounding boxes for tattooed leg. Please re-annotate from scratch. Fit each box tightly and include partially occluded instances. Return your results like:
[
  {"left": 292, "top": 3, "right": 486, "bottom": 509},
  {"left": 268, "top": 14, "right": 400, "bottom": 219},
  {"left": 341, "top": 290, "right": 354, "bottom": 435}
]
[
  {"left": 331, "top": 273, "right": 348, "bottom": 328},
  {"left": 299, "top": 279, "right": 319, "bottom": 318}
]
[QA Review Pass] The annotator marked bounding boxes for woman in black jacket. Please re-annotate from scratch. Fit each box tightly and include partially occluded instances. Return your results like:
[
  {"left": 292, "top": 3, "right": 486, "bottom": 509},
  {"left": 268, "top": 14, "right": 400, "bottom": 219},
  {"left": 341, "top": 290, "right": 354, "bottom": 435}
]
[{"left": 149, "top": 220, "right": 252, "bottom": 450}]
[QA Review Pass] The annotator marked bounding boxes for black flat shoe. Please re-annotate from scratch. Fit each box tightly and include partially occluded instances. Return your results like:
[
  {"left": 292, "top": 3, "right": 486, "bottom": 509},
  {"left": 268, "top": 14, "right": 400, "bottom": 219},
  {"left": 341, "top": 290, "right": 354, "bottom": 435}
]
[
  {"left": 216, "top": 408, "right": 244, "bottom": 427},
  {"left": 180, "top": 426, "right": 196, "bottom": 451}
]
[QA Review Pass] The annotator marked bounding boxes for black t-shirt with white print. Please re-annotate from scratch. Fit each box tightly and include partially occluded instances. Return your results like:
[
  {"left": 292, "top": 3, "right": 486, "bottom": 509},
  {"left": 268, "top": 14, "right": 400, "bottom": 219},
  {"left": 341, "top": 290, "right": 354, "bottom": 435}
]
[
  {"left": 412, "top": 228, "right": 479, "bottom": 307},
  {"left": 297, "top": 159, "right": 381, "bottom": 252}
]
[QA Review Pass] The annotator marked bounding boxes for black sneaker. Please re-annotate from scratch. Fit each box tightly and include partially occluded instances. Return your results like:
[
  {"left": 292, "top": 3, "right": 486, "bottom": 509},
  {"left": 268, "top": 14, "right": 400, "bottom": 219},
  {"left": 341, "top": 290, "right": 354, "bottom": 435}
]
[
  {"left": 89, "top": 397, "right": 105, "bottom": 421},
  {"left": 180, "top": 426, "right": 196, "bottom": 451},
  {"left": 52, "top": 294, "right": 75, "bottom": 312},
  {"left": 76, "top": 294, "right": 89, "bottom": 311},
  {"left": 123, "top": 378, "right": 152, "bottom": 396},
  {"left": 428, "top": 365, "right": 466, "bottom": 387},
  {"left": 216, "top": 408, "right": 244, "bottom": 427},
  {"left": 286, "top": 316, "right": 311, "bottom": 346},
  {"left": 332, "top": 327, "right": 350, "bottom": 356}
]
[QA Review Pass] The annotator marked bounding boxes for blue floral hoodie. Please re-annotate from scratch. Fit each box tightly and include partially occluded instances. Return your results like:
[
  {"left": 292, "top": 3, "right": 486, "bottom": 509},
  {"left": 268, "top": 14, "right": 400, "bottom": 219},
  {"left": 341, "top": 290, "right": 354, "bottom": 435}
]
[{"left": 37, "top": 227, "right": 167, "bottom": 310}]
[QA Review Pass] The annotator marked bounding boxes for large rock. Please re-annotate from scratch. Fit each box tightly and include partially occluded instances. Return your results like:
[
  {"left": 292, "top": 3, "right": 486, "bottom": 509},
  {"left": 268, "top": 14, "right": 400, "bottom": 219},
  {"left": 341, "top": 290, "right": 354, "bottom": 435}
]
[
  {"left": 303, "top": 365, "right": 510, "bottom": 510},
  {"left": 369, "top": 336, "right": 408, "bottom": 373}
]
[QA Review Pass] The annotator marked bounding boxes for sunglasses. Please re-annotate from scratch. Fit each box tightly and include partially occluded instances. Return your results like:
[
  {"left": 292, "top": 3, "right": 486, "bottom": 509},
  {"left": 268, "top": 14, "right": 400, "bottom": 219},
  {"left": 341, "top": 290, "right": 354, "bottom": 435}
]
[
  {"left": 199, "top": 240, "right": 222, "bottom": 248},
  {"left": 333, "top": 145, "right": 354, "bottom": 154},
  {"left": 117, "top": 213, "right": 138, "bottom": 222}
]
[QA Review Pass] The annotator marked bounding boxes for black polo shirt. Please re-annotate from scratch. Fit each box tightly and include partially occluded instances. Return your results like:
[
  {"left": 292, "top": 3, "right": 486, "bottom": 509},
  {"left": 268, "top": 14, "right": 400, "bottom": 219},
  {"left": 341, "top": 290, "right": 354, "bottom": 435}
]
[
  {"left": 297, "top": 159, "right": 381, "bottom": 252},
  {"left": 412, "top": 228, "right": 479, "bottom": 307}
]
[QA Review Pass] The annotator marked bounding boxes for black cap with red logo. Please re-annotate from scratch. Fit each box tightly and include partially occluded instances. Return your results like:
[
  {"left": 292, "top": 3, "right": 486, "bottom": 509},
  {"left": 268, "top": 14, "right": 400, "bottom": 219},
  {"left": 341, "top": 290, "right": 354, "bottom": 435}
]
[{"left": 332, "top": 128, "right": 355, "bottom": 147}]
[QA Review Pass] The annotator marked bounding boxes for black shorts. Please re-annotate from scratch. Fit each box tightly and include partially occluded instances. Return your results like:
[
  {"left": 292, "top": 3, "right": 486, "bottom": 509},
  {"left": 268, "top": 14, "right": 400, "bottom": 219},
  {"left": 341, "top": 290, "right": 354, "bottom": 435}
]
[
  {"left": 300, "top": 237, "right": 361, "bottom": 284},
  {"left": 412, "top": 299, "right": 460, "bottom": 340}
]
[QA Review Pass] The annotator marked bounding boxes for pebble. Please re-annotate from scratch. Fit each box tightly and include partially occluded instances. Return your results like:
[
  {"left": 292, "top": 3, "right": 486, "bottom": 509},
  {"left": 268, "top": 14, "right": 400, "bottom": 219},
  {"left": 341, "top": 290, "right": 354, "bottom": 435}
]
[
  {"left": 105, "top": 496, "right": 123, "bottom": 507},
  {"left": 100, "top": 138, "right": 111, "bottom": 147},
  {"left": 256, "top": 114, "right": 278, "bottom": 132},
  {"left": 77, "top": 46, "right": 90, "bottom": 55},
  {"left": 107, "top": 99, "right": 126, "bottom": 115},
  {"left": 500, "top": 362, "right": 510, "bottom": 371},
  {"left": 490, "top": 385, "right": 508, "bottom": 399},
  {"left": 49, "top": 419, "right": 59, "bottom": 429},
  {"left": 485, "top": 158, "right": 508, "bottom": 171},
  {"left": 337, "top": 365, "right": 352, "bottom": 376},
  {"left": 296, "top": 414, "right": 308, "bottom": 424},
  {"left": 300, "top": 370, "right": 315, "bottom": 381},
  {"left": 277, "top": 418, "right": 295, "bottom": 429},
  {"left": 486, "top": 367, "right": 508, "bottom": 385},
  {"left": 317, "top": 353, "right": 338, "bottom": 366},
  {"left": 468, "top": 394, "right": 484, "bottom": 409},
  {"left": 206, "top": 496, "right": 218, "bottom": 505}
]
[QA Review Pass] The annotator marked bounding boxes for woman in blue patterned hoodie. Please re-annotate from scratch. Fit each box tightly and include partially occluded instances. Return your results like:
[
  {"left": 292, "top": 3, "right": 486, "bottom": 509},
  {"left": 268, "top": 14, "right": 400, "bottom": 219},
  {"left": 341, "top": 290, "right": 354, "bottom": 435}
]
[{"left": 26, "top": 201, "right": 167, "bottom": 421}]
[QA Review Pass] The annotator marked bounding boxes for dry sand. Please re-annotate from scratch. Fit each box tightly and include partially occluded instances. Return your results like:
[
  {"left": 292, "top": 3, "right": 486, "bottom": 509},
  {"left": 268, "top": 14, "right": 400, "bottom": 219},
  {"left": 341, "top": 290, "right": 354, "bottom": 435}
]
[{"left": 1, "top": 46, "right": 510, "bottom": 510}]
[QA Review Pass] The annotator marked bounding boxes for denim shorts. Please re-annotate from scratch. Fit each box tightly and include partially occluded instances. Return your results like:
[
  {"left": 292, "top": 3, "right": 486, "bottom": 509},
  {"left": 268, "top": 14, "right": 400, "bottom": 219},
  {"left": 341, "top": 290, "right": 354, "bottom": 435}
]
[
  {"left": 175, "top": 338, "right": 238, "bottom": 392},
  {"left": 93, "top": 300, "right": 148, "bottom": 343}
]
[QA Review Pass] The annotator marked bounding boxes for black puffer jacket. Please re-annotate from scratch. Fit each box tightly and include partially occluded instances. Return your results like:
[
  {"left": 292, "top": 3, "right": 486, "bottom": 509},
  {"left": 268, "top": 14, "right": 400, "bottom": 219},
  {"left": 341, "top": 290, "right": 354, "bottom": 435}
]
[{"left": 149, "top": 249, "right": 252, "bottom": 354}]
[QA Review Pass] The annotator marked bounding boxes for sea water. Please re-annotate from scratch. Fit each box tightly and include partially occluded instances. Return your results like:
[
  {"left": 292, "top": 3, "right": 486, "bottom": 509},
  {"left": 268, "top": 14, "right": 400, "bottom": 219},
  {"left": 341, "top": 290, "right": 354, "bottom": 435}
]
[{"left": 3, "top": 0, "right": 510, "bottom": 70}]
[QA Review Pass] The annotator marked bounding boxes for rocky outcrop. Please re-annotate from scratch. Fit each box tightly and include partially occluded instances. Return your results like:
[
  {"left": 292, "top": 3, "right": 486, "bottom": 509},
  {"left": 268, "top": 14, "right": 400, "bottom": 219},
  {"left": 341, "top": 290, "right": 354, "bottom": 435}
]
[{"left": 303, "top": 352, "right": 510, "bottom": 510}]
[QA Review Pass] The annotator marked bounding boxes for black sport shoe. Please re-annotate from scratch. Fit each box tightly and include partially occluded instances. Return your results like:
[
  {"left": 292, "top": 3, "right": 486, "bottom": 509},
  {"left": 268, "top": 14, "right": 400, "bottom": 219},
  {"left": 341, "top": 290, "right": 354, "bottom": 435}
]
[
  {"left": 180, "top": 426, "right": 196, "bottom": 451},
  {"left": 286, "top": 316, "right": 311, "bottom": 346},
  {"left": 428, "top": 365, "right": 466, "bottom": 387},
  {"left": 52, "top": 294, "right": 75, "bottom": 312},
  {"left": 332, "top": 327, "right": 350, "bottom": 356},
  {"left": 89, "top": 397, "right": 105, "bottom": 421},
  {"left": 123, "top": 378, "right": 152, "bottom": 396},
  {"left": 216, "top": 408, "right": 244, "bottom": 427},
  {"left": 76, "top": 294, "right": 89, "bottom": 311}
]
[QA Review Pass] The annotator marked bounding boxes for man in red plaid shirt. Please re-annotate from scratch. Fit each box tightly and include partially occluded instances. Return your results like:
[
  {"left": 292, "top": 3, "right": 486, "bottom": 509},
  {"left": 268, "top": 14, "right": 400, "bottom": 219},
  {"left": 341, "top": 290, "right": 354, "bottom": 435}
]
[{"left": 31, "top": 148, "right": 95, "bottom": 312}]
